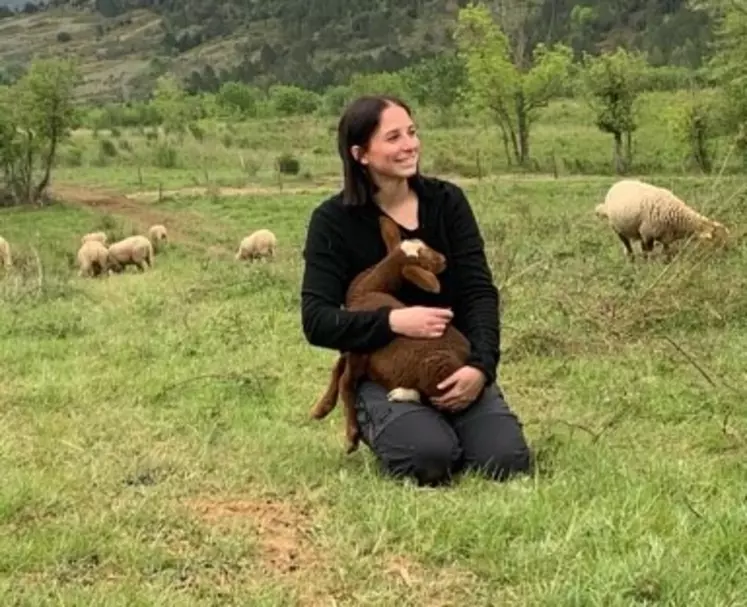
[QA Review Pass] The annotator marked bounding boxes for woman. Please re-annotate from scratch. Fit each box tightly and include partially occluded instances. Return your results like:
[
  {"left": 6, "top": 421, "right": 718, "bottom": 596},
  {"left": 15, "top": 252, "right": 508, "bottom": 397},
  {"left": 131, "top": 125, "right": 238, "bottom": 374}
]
[{"left": 301, "top": 94, "right": 532, "bottom": 487}]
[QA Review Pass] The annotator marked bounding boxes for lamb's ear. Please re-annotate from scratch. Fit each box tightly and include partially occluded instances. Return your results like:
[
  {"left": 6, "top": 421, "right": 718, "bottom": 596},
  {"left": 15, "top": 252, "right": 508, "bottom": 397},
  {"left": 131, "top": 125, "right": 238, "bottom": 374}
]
[
  {"left": 401, "top": 265, "right": 441, "bottom": 293},
  {"left": 379, "top": 215, "right": 401, "bottom": 253}
]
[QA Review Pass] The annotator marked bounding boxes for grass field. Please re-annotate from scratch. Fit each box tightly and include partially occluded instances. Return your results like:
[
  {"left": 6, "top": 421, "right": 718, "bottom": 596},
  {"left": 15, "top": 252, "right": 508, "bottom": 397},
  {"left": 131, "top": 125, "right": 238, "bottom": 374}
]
[
  {"left": 55, "top": 88, "right": 742, "bottom": 196},
  {"left": 2, "top": 96, "right": 747, "bottom": 604}
]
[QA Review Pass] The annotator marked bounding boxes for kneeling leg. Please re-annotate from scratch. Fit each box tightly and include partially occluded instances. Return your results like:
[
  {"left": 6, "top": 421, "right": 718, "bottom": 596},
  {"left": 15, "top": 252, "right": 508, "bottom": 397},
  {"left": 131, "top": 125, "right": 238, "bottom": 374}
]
[{"left": 355, "top": 380, "right": 462, "bottom": 487}]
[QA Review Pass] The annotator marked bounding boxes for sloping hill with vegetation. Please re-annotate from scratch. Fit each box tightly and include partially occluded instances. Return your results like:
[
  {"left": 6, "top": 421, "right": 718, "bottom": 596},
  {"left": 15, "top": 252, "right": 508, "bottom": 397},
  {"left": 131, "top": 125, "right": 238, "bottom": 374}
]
[{"left": 0, "top": 0, "right": 714, "bottom": 102}]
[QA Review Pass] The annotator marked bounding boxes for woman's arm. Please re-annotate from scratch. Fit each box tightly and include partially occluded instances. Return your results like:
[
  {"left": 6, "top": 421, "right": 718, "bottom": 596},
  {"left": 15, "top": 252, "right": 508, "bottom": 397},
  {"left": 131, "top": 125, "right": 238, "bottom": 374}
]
[
  {"left": 444, "top": 183, "right": 501, "bottom": 385},
  {"left": 301, "top": 205, "right": 397, "bottom": 353}
]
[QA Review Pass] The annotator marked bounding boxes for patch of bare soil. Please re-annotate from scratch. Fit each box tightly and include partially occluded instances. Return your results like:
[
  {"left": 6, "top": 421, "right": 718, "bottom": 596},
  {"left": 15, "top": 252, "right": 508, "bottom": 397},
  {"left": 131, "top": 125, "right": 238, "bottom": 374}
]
[
  {"left": 184, "top": 495, "right": 486, "bottom": 605},
  {"left": 185, "top": 496, "right": 318, "bottom": 576}
]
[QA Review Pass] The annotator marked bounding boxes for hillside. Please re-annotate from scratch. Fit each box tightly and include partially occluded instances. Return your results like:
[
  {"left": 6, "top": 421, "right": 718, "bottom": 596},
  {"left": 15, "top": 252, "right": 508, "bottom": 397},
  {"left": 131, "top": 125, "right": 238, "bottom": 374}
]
[{"left": 0, "top": 0, "right": 714, "bottom": 102}]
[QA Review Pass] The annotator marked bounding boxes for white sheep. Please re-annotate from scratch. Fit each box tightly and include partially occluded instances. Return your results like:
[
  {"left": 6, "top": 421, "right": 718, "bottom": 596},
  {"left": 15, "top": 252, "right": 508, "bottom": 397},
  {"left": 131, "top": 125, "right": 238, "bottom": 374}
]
[
  {"left": 147, "top": 224, "right": 168, "bottom": 251},
  {"left": 235, "top": 229, "right": 277, "bottom": 261},
  {"left": 81, "top": 231, "right": 108, "bottom": 246},
  {"left": 0, "top": 236, "right": 11, "bottom": 268},
  {"left": 595, "top": 179, "right": 729, "bottom": 261},
  {"left": 107, "top": 235, "right": 154, "bottom": 273},
  {"left": 77, "top": 239, "right": 110, "bottom": 277}
]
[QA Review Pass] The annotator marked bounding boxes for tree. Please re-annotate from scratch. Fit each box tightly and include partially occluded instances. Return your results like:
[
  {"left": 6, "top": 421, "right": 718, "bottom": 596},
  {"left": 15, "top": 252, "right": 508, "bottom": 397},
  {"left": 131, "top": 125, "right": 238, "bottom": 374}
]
[
  {"left": 151, "top": 75, "right": 200, "bottom": 137},
  {"left": 401, "top": 52, "right": 467, "bottom": 125},
  {"left": 666, "top": 89, "right": 718, "bottom": 174},
  {"left": 454, "top": 2, "right": 573, "bottom": 167},
  {"left": 579, "top": 47, "right": 648, "bottom": 174},
  {"left": 216, "top": 81, "right": 260, "bottom": 119},
  {"left": 699, "top": 0, "right": 747, "bottom": 163},
  {"left": 0, "top": 58, "right": 79, "bottom": 205},
  {"left": 347, "top": 71, "right": 412, "bottom": 102}
]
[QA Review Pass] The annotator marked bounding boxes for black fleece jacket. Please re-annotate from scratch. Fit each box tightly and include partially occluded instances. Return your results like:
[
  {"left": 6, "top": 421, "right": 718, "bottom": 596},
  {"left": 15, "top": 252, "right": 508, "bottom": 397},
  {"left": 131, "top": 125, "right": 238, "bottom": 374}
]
[{"left": 300, "top": 175, "right": 501, "bottom": 386}]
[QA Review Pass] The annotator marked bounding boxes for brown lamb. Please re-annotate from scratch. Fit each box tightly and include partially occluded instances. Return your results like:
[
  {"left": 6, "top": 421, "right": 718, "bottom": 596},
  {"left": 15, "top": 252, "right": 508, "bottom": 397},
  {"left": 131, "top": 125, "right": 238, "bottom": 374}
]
[{"left": 310, "top": 214, "right": 471, "bottom": 453}]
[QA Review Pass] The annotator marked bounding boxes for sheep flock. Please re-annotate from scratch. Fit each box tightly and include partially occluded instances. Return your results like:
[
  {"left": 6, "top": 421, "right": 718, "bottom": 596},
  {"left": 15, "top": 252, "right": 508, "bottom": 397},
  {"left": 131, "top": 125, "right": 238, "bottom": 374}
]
[
  {"left": 0, "top": 177, "right": 731, "bottom": 283},
  {"left": 0, "top": 222, "right": 277, "bottom": 279}
]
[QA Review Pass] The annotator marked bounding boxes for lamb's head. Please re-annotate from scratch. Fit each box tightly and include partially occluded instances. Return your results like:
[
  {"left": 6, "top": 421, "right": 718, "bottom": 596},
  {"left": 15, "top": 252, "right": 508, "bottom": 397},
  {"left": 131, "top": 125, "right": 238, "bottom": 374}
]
[
  {"left": 399, "top": 238, "right": 446, "bottom": 273},
  {"left": 378, "top": 215, "right": 446, "bottom": 294},
  {"left": 397, "top": 238, "right": 446, "bottom": 293},
  {"left": 697, "top": 219, "right": 729, "bottom": 243},
  {"left": 106, "top": 251, "right": 124, "bottom": 273},
  {"left": 594, "top": 203, "right": 608, "bottom": 219}
]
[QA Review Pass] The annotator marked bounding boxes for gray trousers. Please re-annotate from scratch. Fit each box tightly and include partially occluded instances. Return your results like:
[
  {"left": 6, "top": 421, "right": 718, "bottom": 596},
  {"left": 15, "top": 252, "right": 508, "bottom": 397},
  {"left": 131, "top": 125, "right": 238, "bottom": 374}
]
[{"left": 354, "top": 380, "right": 533, "bottom": 486}]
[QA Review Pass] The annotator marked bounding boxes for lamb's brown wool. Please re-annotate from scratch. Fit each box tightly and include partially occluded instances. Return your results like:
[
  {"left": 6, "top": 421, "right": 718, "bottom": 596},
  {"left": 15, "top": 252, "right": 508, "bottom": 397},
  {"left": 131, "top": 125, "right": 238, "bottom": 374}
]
[
  {"left": 310, "top": 215, "right": 471, "bottom": 454},
  {"left": 235, "top": 229, "right": 277, "bottom": 261},
  {"left": 77, "top": 239, "right": 109, "bottom": 277},
  {"left": 0, "top": 236, "right": 11, "bottom": 268},
  {"left": 107, "top": 235, "right": 154, "bottom": 272},
  {"left": 595, "top": 178, "right": 729, "bottom": 261}
]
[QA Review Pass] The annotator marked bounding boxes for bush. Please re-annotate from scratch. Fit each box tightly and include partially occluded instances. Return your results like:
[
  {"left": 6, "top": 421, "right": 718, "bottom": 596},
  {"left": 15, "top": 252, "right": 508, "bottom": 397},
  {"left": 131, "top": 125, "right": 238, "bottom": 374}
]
[
  {"left": 153, "top": 143, "right": 178, "bottom": 169},
  {"left": 276, "top": 153, "right": 300, "bottom": 175}
]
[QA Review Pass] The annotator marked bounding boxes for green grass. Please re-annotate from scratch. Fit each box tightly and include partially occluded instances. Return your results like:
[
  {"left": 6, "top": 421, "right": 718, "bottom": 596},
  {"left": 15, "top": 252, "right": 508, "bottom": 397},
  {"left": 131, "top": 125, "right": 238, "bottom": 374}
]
[
  {"left": 50, "top": 89, "right": 742, "bottom": 198},
  {"left": 1, "top": 169, "right": 747, "bottom": 604}
]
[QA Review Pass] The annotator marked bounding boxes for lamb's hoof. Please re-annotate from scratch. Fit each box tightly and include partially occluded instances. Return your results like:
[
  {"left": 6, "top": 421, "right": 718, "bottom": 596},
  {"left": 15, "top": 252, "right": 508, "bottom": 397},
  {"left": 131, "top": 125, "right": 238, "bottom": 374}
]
[
  {"left": 345, "top": 431, "right": 360, "bottom": 454},
  {"left": 309, "top": 399, "right": 330, "bottom": 419},
  {"left": 387, "top": 387, "right": 421, "bottom": 403}
]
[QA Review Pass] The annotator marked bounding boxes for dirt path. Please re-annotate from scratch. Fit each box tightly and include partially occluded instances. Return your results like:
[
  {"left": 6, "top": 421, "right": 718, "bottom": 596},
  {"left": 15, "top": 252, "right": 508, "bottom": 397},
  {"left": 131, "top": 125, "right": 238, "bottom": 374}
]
[
  {"left": 123, "top": 174, "right": 571, "bottom": 203},
  {"left": 48, "top": 183, "right": 237, "bottom": 254},
  {"left": 47, "top": 173, "right": 592, "bottom": 250},
  {"left": 126, "top": 182, "right": 341, "bottom": 203}
]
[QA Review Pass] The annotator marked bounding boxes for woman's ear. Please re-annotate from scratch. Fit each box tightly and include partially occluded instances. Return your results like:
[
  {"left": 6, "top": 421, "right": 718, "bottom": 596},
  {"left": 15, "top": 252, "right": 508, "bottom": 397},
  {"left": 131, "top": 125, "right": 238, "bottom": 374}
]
[{"left": 351, "top": 145, "right": 368, "bottom": 165}]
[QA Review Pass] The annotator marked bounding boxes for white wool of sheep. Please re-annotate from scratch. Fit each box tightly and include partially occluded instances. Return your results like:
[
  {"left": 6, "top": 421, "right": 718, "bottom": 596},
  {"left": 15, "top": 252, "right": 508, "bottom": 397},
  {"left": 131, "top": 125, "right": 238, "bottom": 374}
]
[
  {"left": 595, "top": 178, "right": 728, "bottom": 259},
  {"left": 0, "top": 236, "right": 11, "bottom": 268},
  {"left": 77, "top": 239, "right": 109, "bottom": 277},
  {"left": 147, "top": 224, "right": 168, "bottom": 248},
  {"left": 81, "top": 231, "right": 108, "bottom": 245},
  {"left": 235, "top": 229, "right": 277, "bottom": 261},
  {"left": 107, "top": 235, "right": 154, "bottom": 272}
]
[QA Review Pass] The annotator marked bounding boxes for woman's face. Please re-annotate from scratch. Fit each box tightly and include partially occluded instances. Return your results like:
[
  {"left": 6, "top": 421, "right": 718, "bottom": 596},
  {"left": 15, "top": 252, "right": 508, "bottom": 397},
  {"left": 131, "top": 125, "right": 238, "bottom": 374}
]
[{"left": 353, "top": 103, "right": 420, "bottom": 180}]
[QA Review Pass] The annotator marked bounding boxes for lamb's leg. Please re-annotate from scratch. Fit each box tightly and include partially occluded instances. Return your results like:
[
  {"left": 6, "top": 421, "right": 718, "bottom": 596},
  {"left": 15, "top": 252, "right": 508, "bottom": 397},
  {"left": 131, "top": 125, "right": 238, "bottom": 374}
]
[
  {"left": 339, "top": 354, "right": 368, "bottom": 454},
  {"left": 640, "top": 236, "right": 655, "bottom": 262},
  {"left": 387, "top": 387, "right": 421, "bottom": 403},
  {"left": 616, "top": 232, "right": 635, "bottom": 261},
  {"left": 660, "top": 241, "right": 673, "bottom": 263},
  {"left": 309, "top": 355, "right": 346, "bottom": 419}
]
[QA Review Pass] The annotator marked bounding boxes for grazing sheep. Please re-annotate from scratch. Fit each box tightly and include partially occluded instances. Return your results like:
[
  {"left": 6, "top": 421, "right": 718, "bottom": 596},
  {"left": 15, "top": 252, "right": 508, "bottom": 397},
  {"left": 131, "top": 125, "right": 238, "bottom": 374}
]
[
  {"left": 595, "top": 179, "right": 729, "bottom": 261},
  {"left": 77, "top": 239, "right": 110, "bottom": 277},
  {"left": 147, "top": 224, "right": 168, "bottom": 251},
  {"left": 309, "top": 215, "right": 471, "bottom": 454},
  {"left": 0, "top": 236, "right": 11, "bottom": 268},
  {"left": 81, "top": 231, "right": 108, "bottom": 246},
  {"left": 235, "top": 229, "right": 277, "bottom": 261},
  {"left": 107, "top": 235, "right": 154, "bottom": 273}
]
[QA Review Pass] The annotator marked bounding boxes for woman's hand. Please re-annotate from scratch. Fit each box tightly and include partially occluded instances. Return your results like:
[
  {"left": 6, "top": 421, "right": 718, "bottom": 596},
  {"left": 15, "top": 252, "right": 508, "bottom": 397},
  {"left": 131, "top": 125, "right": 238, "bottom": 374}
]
[
  {"left": 388, "top": 306, "right": 453, "bottom": 338},
  {"left": 431, "top": 366, "right": 486, "bottom": 412}
]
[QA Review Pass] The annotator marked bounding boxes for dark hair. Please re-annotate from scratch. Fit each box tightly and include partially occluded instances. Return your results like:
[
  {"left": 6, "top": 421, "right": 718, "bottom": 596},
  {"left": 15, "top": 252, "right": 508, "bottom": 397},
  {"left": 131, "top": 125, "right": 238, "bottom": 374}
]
[{"left": 337, "top": 94, "right": 420, "bottom": 207}]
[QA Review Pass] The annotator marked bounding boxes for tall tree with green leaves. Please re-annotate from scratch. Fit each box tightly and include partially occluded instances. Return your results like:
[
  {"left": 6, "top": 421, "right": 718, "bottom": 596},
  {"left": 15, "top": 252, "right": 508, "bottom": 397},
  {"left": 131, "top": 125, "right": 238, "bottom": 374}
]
[
  {"left": 699, "top": 0, "right": 747, "bottom": 163},
  {"left": 401, "top": 52, "right": 467, "bottom": 125},
  {"left": 579, "top": 47, "right": 648, "bottom": 174},
  {"left": 0, "top": 58, "right": 79, "bottom": 205},
  {"left": 454, "top": 2, "right": 573, "bottom": 167}
]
